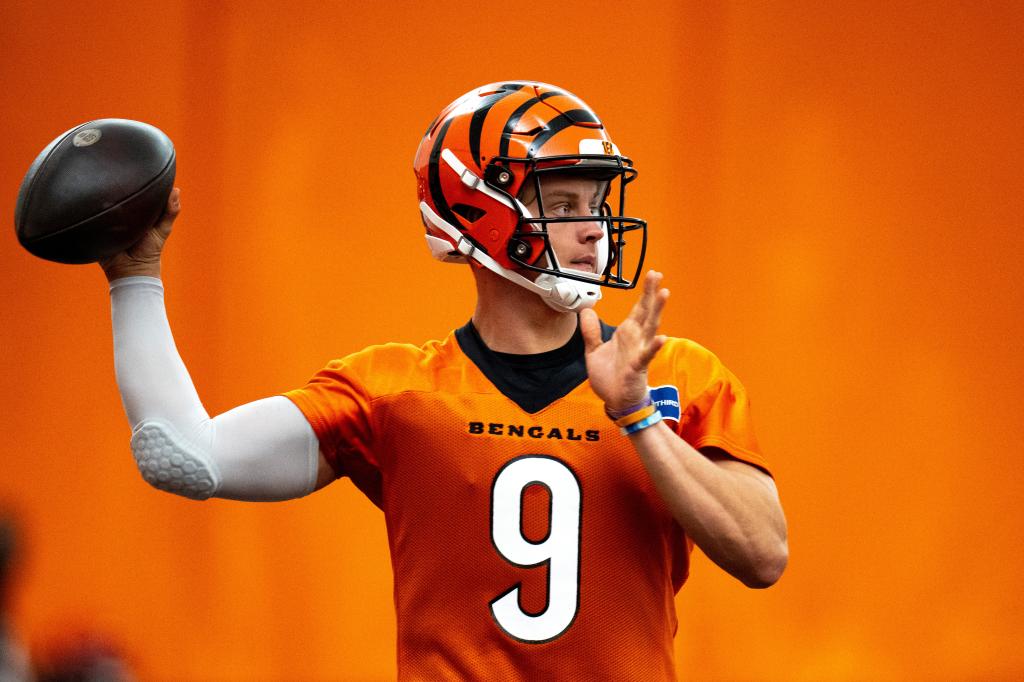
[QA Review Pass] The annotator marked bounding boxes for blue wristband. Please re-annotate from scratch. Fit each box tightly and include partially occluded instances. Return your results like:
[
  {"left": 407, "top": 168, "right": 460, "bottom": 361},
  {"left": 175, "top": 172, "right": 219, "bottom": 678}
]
[{"left": 621, "top": 410, "right": 663, "bottom": 435}]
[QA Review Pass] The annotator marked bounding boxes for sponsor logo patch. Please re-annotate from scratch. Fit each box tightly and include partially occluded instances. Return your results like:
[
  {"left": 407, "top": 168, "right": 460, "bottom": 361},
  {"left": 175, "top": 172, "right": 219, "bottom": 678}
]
[{"left": 650, "top": 385, "right": 681, "bottom": 423}]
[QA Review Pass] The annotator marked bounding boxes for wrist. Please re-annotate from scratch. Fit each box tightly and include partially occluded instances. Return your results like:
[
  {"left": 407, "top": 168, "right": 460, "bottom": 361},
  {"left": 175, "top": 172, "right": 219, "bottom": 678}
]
[
  {"left": 604, "top": 388, "right": 665, "bottom": 435},
  {"left": 604, "top": 389, "right": 652, "bottom": 420},
  {"left": 109, "top": 276, "right": 164, "bottom": 294},
  {"left": 102, "top": 262, "right": 161, "bottom": 283}
]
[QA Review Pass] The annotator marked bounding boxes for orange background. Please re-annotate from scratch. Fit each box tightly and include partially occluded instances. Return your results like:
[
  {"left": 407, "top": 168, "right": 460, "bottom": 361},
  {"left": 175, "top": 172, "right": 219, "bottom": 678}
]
[{"left": 1, "top": 2, "right": 1022, "bottom": 680}]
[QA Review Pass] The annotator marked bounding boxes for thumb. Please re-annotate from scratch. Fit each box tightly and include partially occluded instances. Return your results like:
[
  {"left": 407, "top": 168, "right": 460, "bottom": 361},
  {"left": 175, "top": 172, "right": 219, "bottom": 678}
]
[
  {"left": 153, "top": 188, "right": 181, "bottom": 240},
  {"left": 579, "top": 309, "right": 603, "bottom": 354}
]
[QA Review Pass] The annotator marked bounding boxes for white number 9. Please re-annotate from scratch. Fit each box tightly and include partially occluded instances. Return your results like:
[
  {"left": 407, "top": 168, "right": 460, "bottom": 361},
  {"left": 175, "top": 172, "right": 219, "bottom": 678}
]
[{"left": 490, "top": 455, "right": 581, "bottom": 643}]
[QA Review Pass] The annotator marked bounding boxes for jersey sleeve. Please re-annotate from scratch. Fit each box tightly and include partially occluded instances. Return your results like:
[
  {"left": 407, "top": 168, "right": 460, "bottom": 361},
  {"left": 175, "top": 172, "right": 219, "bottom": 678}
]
[
  {"left": 282, "top": 357, "right": 381, "bottom": 499},
  {"left": 672, "top": 343, "right": 771, "bottom": 476}
]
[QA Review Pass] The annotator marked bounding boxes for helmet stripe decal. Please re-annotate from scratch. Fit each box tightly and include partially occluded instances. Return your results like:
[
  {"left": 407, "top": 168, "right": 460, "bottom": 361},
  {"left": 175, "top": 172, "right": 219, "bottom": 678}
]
[
  {"left": 427, "top": 117, "right": 466, "bottom": 238},
  {"left": 498, "top": 90, "right": 565, "bottom": 160},
  {"left": 527, "top": 109, "right": 601, "bottom": 158},
  {"left": 469, "top": 84, "right": 526, "bottom": 170}
]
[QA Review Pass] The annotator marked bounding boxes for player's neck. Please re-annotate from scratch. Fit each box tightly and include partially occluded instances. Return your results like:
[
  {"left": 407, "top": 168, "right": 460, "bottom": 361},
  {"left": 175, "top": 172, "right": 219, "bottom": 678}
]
[{"left": 471, "top": 268, "right": 578, "bottom": 354}]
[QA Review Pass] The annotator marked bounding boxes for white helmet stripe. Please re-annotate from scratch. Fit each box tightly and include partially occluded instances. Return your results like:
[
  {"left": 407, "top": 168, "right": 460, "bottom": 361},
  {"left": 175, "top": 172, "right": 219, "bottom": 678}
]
[{"left": 440, "top": 148, "right": 516, "bottom": 210}]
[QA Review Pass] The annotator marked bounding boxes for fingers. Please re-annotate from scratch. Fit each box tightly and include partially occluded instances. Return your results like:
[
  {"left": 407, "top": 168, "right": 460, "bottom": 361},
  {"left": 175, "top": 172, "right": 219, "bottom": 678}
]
[
  {"left": 645, "top": 286, "right": 670, "bottom": 338},
  {"left": 579, "top": 308, "right": 603, "bottom": 354},
  {"left": 633, "top": 269, "right": 667, "bottom": 328},
  {"left": 630, "top": 271, "right": 669, "bottom": 370},
  {"left": 625, "top": 269, "right": 659, "bottom": 327},
  {"left": 639, "top": 334, "right": 667, "bottom": 368}
]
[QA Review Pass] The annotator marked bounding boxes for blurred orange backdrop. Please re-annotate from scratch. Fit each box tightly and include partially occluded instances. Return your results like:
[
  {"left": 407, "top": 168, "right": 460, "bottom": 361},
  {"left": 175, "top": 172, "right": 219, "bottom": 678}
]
[{"left": 1, "top": 1, "right": 1022, "bottom": 680}]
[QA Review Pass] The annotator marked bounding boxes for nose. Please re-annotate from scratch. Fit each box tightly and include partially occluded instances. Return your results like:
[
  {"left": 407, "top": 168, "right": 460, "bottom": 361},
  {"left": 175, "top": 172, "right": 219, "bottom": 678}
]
[
  {"left": 577, "top": 215, "right": 604, "bottom": 243},
  {"left": 581, "top": 219, "right": 602, "bottom": 242}
]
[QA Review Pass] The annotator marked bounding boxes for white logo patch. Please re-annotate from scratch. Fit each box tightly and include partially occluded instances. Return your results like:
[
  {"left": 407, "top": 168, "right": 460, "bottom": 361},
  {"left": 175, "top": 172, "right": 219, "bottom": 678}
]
[
  {"left": 73, "top": 128, "right": 102, "bottom": 147},
  {"left": 579, "top": 138, "right": 620, "bottom": 156}
]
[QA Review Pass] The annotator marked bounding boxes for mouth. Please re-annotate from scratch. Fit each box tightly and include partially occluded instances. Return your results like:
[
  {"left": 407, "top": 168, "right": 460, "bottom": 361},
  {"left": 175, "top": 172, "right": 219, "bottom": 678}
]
[{"left": 569, "top": 257, "right": 596, "bottom": 273}]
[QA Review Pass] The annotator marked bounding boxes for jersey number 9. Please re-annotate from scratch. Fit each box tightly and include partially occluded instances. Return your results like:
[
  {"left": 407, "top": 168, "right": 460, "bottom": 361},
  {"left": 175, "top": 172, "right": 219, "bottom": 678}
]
[{"left": 489, "top": 455, "right": 582, "bottom": 643}]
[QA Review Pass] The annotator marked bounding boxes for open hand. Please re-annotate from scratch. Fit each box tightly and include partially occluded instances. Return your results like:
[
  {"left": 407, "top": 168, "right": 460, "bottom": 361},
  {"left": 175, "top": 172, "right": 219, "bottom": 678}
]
[
  {"left": 99, "top": 187, "right": 180, "bottom": 281},
  {"left": 580, "top": 270, "right": 670, "bottom": 412}
]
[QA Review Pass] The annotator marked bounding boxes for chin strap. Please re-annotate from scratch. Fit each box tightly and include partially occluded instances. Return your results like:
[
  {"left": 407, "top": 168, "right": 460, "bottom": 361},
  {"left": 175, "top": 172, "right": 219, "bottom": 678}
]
[{"left": 420, "top": 200, "right": 601, "bottom": 313}]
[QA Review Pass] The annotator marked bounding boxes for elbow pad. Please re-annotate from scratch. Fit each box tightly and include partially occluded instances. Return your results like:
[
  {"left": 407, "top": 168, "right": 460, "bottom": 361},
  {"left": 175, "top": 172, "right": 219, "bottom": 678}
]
[{"left": 132, "top": 419, "right": 220, "bottom": 500}]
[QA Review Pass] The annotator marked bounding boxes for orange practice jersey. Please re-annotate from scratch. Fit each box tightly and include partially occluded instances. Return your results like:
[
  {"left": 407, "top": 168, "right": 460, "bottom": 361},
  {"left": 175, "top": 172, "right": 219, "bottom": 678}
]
[{"left": 284, "top": 326, "right": 768, "bottom": 680}]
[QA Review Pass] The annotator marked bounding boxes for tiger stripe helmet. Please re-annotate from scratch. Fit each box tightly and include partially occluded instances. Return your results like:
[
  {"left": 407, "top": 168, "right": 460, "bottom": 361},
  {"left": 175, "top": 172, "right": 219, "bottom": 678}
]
[{"left": 413, "top": 81, "right": 647, "bottom": 312}]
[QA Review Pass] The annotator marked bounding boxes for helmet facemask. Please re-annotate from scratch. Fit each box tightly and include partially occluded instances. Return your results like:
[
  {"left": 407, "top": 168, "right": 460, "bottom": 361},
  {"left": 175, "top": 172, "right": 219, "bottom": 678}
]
[{"left": 503, "top": 157, "right": 647, "bottom": 291}]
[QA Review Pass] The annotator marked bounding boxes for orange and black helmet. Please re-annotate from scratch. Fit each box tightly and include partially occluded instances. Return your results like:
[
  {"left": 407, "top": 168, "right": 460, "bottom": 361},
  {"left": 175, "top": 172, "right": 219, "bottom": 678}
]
[{"left": 413, "top": 81, "right": 646, "bottom": 309}]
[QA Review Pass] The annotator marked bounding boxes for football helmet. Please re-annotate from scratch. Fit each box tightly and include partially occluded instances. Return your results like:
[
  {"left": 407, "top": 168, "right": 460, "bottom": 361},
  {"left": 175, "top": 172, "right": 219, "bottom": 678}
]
[{"left": 413, "top": 81, "right": 647, "bottom": 312}]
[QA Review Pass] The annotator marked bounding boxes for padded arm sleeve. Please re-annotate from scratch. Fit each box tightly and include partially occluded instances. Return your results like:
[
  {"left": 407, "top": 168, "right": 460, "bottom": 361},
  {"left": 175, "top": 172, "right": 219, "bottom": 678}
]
[{"left": 110, "top": 276, "right": 319, "bottom": 501}]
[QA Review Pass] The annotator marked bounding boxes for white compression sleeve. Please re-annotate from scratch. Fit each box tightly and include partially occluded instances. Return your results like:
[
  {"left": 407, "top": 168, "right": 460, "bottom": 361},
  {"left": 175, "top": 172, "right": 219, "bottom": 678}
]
[{"left": 110, "top": 277, "right": 319, "bottom": 501}]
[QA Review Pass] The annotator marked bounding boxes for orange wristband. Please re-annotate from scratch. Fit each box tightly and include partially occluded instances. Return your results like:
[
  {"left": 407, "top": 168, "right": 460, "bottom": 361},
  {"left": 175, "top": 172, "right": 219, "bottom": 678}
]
[{"left": 613, "top": 404, "right": 657, "bottom": 428}]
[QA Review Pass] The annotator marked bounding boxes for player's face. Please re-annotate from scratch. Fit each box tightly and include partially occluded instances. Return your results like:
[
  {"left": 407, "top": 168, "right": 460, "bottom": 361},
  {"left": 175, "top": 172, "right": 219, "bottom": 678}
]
[{"left": 520, "top": 173, "right": 608, "bottom": 274}]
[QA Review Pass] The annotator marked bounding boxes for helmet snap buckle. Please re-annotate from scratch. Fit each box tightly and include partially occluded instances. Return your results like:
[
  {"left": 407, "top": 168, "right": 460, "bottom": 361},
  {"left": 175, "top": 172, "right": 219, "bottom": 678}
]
[
  {"left": 458, "top": 168, "right": 482, "bottom": 189},
  {"left": 456, "top": 237, "right": 477, "bottom": 257}
]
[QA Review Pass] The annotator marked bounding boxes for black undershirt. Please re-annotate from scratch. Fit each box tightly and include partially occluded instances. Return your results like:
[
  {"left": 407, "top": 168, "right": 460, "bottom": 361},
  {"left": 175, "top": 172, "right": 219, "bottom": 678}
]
[{"left": 455, "top": 319, "right": 615, "bottom": 413}]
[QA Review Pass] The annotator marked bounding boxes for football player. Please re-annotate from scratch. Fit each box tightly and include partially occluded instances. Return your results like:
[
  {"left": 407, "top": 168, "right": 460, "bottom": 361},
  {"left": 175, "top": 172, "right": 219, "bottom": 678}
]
[{"left": 103, "top": 81, "right": 788, "bottom": 679}]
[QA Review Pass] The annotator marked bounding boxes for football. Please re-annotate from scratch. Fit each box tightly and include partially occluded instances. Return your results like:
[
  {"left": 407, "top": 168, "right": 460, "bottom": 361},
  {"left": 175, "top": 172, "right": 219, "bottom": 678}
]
[{"left": 14, "top": 118, "right": 176, "bottom": 264}]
